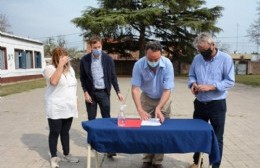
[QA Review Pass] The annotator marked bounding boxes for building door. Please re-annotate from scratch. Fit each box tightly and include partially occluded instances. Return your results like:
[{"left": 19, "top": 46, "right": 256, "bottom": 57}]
[{"left": 236, "top": 63, "right": 247, "bottom": 75}]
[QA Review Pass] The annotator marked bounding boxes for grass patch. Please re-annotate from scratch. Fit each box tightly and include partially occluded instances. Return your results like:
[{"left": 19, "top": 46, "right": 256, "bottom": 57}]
[
  {"left": 235, "top": 75, "right": 260, "bottom": 87},
  {"left": 0, "top": 78, "right": 46, "bottom": 97},
  {"left": 176, "top": 74, "right": 260, "bottom": 87}
]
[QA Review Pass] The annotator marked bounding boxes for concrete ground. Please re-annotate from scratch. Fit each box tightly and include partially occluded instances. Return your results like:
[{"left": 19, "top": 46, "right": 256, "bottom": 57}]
[{"left": 0, "top": 77, "right": 259, "bottom": 168}]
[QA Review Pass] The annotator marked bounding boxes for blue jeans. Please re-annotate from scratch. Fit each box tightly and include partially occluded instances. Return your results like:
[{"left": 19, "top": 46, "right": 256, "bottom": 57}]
[
  {"left": 192, "top": 99, "right": 226, "bottom": 168},
  {"left": 85, "top": 90, "right": 110, "bottom": 120}
]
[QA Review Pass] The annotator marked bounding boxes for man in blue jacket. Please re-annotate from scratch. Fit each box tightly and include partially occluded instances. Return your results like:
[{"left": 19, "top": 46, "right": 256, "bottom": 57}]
[
  {"left": 80, "top": 35, "right": 124, "bottom": 119},
  {"left": 80, "top": 35, "right": 124, "bottom": 157}
]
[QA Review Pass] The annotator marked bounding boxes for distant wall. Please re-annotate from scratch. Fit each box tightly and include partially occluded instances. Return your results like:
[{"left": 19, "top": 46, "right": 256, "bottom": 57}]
[
  {"left": 70, "top": 59, "right": 136, "bottom": 77},
  {"left": 114, "top": 60, "right": 136, "bottom": 76},
  {"left": 70, "top": 58, "right": 80, "bottom": 75},
  {"left": 248, "top": 61, "right": 260, "bottom": 75},
  {"left": 70, "top": 59, "right": 188, "bottom": 77}
]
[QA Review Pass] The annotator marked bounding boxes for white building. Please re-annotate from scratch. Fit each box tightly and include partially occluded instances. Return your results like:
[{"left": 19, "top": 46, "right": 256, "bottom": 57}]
[{"left": 0, "top": 31, "right": 45, "bottom": 84}]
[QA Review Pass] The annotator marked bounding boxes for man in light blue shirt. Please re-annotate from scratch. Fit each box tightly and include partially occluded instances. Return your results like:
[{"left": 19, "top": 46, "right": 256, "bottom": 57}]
[
  {"left": 131, "top": 41, "right": 174, "bottom": 168},
  {"left": 188, "top": 32, "right": 235, "bottom": 168}
]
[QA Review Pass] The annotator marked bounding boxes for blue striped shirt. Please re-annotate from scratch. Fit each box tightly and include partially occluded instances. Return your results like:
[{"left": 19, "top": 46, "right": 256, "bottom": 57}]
[
  {"left": 188, "top": 50, "right": 235, "bottom": 102},
  {"left": 131, "top": 56, "right": 174, "bottom": 99},
  {"left": 91, "top": 55, "right": 105, "bottom": 89}
]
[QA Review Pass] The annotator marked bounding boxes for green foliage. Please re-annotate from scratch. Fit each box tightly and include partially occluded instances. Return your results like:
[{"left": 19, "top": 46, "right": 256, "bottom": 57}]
[{"left": 72, "top": 0, "right": 223, "bottom": 61}]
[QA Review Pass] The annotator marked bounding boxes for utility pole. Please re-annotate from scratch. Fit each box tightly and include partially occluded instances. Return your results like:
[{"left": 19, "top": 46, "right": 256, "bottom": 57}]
[
  {"left": 82, "top": 31, "right": 87, "bottom": 54},
  {"left": 236, "top": 23, "right": 239, "bottom": 53}
]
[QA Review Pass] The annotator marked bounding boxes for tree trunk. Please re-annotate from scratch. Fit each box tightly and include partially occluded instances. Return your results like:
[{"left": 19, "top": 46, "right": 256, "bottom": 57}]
[{"left": 138, "top": 25, "right": 146, "bottom": 58}]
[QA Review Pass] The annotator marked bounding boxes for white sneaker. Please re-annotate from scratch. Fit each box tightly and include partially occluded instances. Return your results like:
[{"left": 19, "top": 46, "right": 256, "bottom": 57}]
[
  {"left": 61, "top": 154, "right": 79, "bottom": 163},
  {"left": 50, "top": 157, "right": 60, "bottom": 168}
]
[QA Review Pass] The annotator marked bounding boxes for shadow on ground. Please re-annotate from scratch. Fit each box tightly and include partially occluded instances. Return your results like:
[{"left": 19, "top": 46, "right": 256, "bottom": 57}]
[{"left": 21, "top": 133, "right": 49, "bottom": 161}]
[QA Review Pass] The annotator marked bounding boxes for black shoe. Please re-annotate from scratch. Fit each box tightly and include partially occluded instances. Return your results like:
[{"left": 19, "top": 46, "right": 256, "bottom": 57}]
[
  {"left": 107, "top": 153, "right": 117, "bottom": 158},
  {"left": 142, "top": 162, "right": 152, "bottom": 168}
]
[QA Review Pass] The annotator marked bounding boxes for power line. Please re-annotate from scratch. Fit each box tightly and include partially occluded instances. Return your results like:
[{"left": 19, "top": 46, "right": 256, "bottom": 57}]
[
  {"left": 216, "top": 35, "right": 250, "bottom": 39},
  {"left": 34, "top": 32, "right": 82, "bottom": 40}
]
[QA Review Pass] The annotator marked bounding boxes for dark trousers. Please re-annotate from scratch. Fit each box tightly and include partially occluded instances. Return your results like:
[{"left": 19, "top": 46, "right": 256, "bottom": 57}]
[
  {"left": 48, "top": 117, "right": 73, "bottom": 157},
  {"left": 86, "top": 90, "right": 110, "bottom": 120},
  {"left": 193, "top": 99, "right": 226, "bottom": 168}
]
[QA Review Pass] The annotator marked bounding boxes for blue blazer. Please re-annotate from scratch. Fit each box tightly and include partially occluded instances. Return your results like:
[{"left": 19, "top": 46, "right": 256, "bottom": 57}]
[{"left": 80, "top": 52, "right": 120, "bottom": 96}]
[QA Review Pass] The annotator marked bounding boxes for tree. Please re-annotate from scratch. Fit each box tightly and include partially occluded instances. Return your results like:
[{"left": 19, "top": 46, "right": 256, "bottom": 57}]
[
  {"left": 247, "top": 1, "right": 260, "bottom": 53},
  {"left": 0, "top": 14, "right": 11, "bottom": 32},
  {"left": 72, "top": 0, "right": 223, "bottom": 62},
  {"left": 56, "top": 35, "right": 66, "bottom": 48},
  {"left": 44, "top": 36, "right": 80, "bottom": 58},
  {"left": 44, "top": 37, "right": 57, "bottom": 57}
]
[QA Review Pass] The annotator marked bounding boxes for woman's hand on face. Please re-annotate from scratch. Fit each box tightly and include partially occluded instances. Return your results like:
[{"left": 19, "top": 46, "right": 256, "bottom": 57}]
[{"left": 59, "top": 55, "right": 69, "bottom": 67}]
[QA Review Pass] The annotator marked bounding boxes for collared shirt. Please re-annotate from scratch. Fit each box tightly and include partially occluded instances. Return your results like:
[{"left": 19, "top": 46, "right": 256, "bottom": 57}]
[
  {"left": 131, "top": 56, "right": 174, "bottom": 99},
  {"left": 43, "top": 65, "right": 78, "bottom": 119},
  {"left": 188, "top": 50, "right": 235, "bottom": 102},
  {"left": 91, "top": 54, "right": 105, "bottom": 89}
]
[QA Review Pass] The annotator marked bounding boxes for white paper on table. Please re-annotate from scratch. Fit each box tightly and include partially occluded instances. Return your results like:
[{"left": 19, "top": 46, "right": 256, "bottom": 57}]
[{"left": 141, "top": 118, "right": 161, "bottom": 126}]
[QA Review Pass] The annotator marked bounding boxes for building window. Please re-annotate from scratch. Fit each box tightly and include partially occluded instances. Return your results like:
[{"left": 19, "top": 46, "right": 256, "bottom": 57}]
[
  {"left": 25, "top": 50, "right": 33, "bottom": 69},
  {"left": 15, "top": 49, "right": 24, "bottom": 69},
  {"left": 34, "top": 51, "right": 42, "bottom": 68},
  {"left": 0, "top": 47, "right": 7, "bottom": 70},
  {"left": 14, "top": 49, "right": 34, "bottom": 69}
]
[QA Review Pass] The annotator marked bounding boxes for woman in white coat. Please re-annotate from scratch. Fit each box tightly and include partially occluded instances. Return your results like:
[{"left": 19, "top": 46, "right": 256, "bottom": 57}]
[{"left": 43, "top": 47, "right": 79, "bottom": 168}]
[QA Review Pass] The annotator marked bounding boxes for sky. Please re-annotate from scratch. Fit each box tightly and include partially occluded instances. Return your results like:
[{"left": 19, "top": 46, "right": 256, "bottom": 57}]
[{"left": 1, "top": 0, "right": 259, "bottom": 54}]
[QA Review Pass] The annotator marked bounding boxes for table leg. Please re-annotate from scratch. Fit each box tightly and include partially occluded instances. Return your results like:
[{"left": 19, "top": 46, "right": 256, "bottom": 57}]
[
  {"left": 198, "top": 153, "right": 202, "bottom": 168},
  {"left": 87, "top": 144, "right": 91, "bottom": 168},
  {"left": 95, "top": 151, "right": 99, "bottom": 168}
]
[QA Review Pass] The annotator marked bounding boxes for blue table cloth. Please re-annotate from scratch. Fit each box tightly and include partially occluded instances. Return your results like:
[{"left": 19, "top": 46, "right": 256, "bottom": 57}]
[{"left": 82, "top": 118, "right": 220, "bottom": 164}]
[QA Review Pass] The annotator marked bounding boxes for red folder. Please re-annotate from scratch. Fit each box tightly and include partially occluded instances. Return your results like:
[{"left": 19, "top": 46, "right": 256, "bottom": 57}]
[{"left": 124, "top": 118, "right": 141, "bottom": 128}]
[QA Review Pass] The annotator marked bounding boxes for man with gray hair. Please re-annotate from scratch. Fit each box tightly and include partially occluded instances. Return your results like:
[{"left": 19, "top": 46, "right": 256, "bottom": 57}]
[
  {"left": 188, "top": 32, "right": 235, "bottom": 168},
  {"left": 131, "top": 41, "right": 174, "bottom": 168}
]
